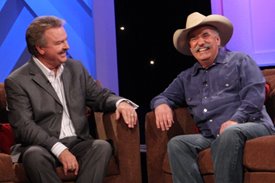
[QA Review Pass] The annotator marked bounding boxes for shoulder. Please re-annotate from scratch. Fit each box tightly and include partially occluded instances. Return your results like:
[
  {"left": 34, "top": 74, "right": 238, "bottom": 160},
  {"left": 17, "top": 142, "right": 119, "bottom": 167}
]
[
  {"left": 65, "top": 58, "right": 84, "bottom": 67},
  {"left": 64, "top": 58, "right": 87, "bottom": 71},
  {"left": 221, "top": 50, "right": 258, "bottom": 68},
  {"left": 6, "top": 60, "right": 33, "bottom": 81},
  {"left": 177, "top": 63, "right": 198, "bottom": 78},
  {"left": 226, "top": 51, "right": 253, "bottom": 61}
]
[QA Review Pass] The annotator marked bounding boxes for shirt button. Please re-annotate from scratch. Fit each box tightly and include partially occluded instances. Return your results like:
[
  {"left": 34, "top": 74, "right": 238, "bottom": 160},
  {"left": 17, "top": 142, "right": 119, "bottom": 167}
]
[
  {"left": 203, "top": 108, "right": 208, "bottom": 113},
  {"left": 209, "top": 119, "right": 213, "bottom": 123},
  {"left": 225, "top": 83, "right": 230, "bottom": 87}
]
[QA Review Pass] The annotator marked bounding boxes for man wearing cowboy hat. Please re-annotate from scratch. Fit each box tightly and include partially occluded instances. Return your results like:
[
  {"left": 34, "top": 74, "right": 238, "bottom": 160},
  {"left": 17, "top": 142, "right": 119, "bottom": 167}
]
[{"left": 151, "top": 12, "right": 275, "bottom": 183}]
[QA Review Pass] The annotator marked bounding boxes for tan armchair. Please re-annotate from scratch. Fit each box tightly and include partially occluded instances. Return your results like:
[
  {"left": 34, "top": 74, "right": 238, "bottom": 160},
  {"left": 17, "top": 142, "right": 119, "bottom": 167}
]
[
  {"left": 0, "top": 83, "right": 142, "bottom": 183},
  {"left": 145, "top": 68, "right": 275, "bottom": 183}
]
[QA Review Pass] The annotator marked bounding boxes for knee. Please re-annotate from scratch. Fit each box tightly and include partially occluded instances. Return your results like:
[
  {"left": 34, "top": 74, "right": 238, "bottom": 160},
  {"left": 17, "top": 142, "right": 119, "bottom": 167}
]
[
  {"left": 22, "top": 146, "right": 52, "bottom": 166},
  {"left": 168, "top": 136, "right": 184, "bottom": 154},
  {"left": 218, "top": 125, "right": 244, "bottom": 144},
  {"left": 93, "top": 140, "right": 112, "bottom": 156},
  {"left": 221, "top": 125, "right": 242, "bottom": 138},
  {"left": 23, "top": 146, "right": 44, "bottom": 160}
]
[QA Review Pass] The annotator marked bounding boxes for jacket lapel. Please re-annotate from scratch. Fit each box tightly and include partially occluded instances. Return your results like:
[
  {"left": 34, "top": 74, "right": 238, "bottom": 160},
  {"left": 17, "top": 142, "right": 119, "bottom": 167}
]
[
  {"left": 28, "top": 60, "right": 62, "bottom": 106},
  {"left": 61, "top": 66, "right": 71, "bottom": 108}
]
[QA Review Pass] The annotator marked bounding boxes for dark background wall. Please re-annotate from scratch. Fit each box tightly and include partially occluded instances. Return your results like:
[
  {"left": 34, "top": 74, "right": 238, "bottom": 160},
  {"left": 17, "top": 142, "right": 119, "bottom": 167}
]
[{"left": 114, "top": 0, "right": 211, "bottom": 144}]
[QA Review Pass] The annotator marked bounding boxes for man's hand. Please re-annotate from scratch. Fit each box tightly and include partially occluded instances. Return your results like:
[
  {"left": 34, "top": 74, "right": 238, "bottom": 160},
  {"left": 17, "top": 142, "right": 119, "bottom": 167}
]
[
  {"left": 219, "top": 120, "right": 238, "bottom": 134},
  {"left": 58, "top": 149, "right": 79, "bottom": 176},
  {"left": 115, "top": 101, "right": 138, "bottom": 128},
  {"left": 154, "top": 104, "right": 174, "bottom": 131}
]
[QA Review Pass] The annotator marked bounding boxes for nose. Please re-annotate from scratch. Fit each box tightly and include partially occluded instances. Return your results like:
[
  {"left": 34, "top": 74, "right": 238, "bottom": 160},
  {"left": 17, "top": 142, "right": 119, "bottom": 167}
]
[
  {"left": 63, "top": 40, "right": 70, "bottom": 50},
  {"left": 197, "top": 36, "right": 205, "bottom": 45}
]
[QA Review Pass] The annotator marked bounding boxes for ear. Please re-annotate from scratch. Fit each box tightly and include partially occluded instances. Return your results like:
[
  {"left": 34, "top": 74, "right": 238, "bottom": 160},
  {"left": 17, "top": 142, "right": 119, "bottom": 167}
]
[
  {"left": 216, "top": 36, "right": 221, "bottom": 46},
  {"left": 35, "top": 45, "right": 45, "bottom": 55}
]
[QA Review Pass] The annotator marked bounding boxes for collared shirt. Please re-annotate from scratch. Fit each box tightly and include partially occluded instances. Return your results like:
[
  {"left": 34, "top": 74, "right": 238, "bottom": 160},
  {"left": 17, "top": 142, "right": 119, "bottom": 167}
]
[
  {"left": 151, "top": 48, "right": 275, "bottom": 137},
  {"left": 33, "top": 57, "right": 76, "bottom": 157}
]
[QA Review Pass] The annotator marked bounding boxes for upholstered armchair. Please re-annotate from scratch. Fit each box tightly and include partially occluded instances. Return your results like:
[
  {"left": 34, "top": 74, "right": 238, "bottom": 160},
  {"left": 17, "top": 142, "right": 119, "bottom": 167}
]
[
  {"left": 145, "top": 68, "right": 275, "bottom": 183},
  {"left": 0, "top": 83, "right": 142, "bottom": 183}
]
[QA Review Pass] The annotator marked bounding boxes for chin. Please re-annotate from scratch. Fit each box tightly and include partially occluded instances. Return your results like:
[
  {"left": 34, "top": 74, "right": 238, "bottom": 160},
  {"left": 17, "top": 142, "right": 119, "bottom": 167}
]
[
  {"left": 60, "top": 57, "right": 68, "bottom": 62},
  {"left": 198, "top": 53, "right": 211, "bottom": 60}
]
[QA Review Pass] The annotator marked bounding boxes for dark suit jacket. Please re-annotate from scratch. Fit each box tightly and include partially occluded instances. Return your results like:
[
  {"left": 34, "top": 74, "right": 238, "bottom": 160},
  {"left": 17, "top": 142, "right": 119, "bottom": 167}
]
[{"left": 4, "top": 58, "right": 123, "bottom": 156}]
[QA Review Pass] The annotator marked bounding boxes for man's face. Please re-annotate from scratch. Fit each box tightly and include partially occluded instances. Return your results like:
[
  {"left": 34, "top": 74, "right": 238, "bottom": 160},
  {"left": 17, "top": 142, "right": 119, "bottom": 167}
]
[
  {"left": 188, "top": 26, "right": 221, "bottom": 68},
  {"left": 36, "top": 27, "right": 69, "bottom": 69}
]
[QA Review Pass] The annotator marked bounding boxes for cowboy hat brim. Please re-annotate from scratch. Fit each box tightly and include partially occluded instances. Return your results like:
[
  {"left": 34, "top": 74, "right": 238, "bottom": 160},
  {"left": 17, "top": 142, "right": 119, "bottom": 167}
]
[{"left": 173, "top": 13, "right": 233, "bottom": 55}]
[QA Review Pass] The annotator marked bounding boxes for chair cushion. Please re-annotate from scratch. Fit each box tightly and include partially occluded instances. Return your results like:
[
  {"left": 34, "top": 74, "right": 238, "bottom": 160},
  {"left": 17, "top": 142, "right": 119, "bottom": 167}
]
[
  {"left": 0, "top": 153, "right": 15, "bottom": 181},
  {"left": 198, "top": 148, "right": 214, "bottom": 175},
  {"left": 162, "top": 153, "right": 171, "bottom": 174},
  {"left": 244, "top": 172, "right": 275, "bottom": 183},
  {"left": 244, "top": 135, "right": 275, "bottom": 171},
  {"left": 0, "top": 123, "right": 15, "bottom": 154}
]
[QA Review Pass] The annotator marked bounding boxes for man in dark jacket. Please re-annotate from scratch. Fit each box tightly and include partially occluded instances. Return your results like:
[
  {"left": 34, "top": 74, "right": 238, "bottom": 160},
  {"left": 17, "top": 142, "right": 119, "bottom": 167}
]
[{"left": 5, "top": 15, "right": 138, "bottom": 183}]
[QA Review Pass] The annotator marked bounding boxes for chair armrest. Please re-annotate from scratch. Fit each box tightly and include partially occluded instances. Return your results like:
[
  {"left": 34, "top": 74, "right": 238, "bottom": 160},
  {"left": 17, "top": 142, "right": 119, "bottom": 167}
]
[
  {"left": 103, "top": 112, "right": 142, "bottom": 183},
  {"left": 244, "top": 135, "right": 275, "bottom": 171},
  {"left": 173, "top": 107, "right": 197, "bottom": 135},
  {"left": 0, "top": 153, "right": 15, "bottom": 181},
  {"left": 94, "top": 112, "right": 107, "bottom": 140},
  {"left": 146, "top": 107, "right": 197, "bottom": 156},
  {"left": 145, "top": 110, "right": 169, "bottom": 182},
  {"left": 145, "top": 107, "right": 197, "bottom": 183}
]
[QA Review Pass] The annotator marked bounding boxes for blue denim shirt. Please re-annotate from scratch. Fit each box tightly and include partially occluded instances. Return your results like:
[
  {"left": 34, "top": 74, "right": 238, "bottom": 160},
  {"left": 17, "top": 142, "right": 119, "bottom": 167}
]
[{"left": 151, "top": 48, "right": 275, "bottom": 137}]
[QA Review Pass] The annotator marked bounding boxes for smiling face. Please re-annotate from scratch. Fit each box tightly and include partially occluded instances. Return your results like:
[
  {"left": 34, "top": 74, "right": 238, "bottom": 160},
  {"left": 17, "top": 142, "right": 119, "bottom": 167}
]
[
  {"left": 188, "top": 26, "right": 221, "bottom": 68},
  {"left": 35, "top": 26, "right": 69, "bottom": 70}
]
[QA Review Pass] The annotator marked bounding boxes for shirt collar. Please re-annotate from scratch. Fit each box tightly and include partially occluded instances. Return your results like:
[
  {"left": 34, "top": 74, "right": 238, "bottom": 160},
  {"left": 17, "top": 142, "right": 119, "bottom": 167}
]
[
  {"left": 191, "top": 47, "right": 228, "bottom": 76},
  {"left": 33, "top": 56, "right": 64, "bottom": 78}
]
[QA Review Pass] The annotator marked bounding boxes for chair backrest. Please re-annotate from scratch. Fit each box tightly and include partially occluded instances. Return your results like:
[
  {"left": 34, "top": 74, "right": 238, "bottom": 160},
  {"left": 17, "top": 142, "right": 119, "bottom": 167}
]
[
  {"left": 262, "top": 68, "right": 275, "bottom": 124},
  {"left": 0, "top": 83, "right": 8, "bottom": 122},
  {"left": 0, "top": 83, "right": 14, "bottom": 154}
]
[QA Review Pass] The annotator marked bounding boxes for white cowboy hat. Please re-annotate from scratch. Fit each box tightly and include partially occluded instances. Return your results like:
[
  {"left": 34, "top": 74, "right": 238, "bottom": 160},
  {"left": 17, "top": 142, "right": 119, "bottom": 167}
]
[{"left": 173, "top": 12, "right": 233, "bottom": 55}]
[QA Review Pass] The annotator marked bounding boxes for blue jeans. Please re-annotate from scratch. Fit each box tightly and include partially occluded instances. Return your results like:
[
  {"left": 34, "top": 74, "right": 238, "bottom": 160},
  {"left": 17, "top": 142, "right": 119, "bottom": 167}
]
[{"left": 167, "top": 122, "right": 272, "bottom": 183}]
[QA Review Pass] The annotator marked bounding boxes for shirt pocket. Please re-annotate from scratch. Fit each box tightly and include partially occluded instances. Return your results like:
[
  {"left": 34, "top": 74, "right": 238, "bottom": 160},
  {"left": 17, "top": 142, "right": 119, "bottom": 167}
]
[{"left": 216, "top": 67, "right": 240, "bottom": 94}]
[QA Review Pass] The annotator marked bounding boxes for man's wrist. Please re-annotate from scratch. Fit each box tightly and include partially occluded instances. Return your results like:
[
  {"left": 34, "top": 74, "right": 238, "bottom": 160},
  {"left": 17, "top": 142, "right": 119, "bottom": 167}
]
[
  {"left": 51, "top": 142, "right": 68, "bottom": 158},
  {"left": 116, "top": 99, "right": 139, "bottom": 109}
]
